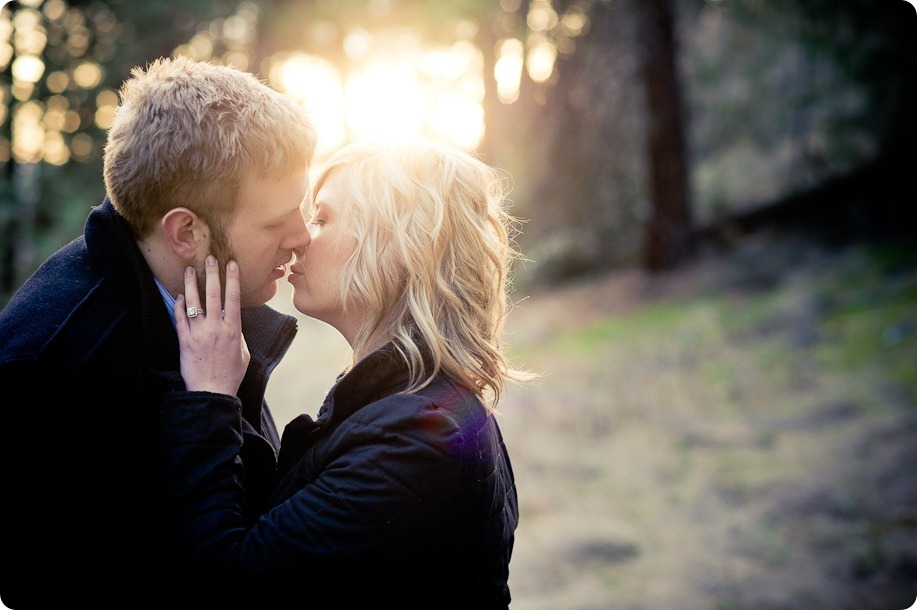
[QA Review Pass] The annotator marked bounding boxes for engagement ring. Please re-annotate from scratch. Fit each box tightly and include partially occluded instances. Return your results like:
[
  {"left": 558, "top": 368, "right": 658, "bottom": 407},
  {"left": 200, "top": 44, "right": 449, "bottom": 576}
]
[{"left": 186, "top": 307, "right": 205, "bottom": 318}]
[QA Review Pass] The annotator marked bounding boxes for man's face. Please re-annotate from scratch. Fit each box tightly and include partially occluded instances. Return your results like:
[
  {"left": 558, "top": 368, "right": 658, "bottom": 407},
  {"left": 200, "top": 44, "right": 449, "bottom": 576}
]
[{"left": 219, "top": 169, "right": 311, "bottom": 308}]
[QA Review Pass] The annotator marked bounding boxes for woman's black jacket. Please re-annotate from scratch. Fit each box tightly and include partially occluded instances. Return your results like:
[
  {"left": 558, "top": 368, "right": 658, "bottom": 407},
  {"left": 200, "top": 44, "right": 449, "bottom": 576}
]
[{"left": 160, "top": 345, "right": 519, "bottom": 609}]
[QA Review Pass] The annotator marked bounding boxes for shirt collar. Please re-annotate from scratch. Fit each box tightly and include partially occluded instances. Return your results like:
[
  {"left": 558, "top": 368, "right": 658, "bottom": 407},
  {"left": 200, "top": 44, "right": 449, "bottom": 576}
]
[{"left": 154, "top": 277, "right": 176, "bottom": 325}]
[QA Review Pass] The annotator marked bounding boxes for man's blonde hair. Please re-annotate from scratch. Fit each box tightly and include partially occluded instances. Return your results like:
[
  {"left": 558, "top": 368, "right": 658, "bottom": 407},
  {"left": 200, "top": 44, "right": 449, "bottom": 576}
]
[
  {"left": 314, "top": 139, "right": 532, "bottom": 409},
  {"left": 103, "top": 56, "right": 316, "bottom": 238}
]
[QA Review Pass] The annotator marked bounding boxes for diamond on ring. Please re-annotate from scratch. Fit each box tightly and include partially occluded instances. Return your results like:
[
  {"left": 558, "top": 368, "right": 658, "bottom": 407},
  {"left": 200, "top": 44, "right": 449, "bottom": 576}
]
[{"left": 187, "top": 307, "right": 204, "bottom": 318}]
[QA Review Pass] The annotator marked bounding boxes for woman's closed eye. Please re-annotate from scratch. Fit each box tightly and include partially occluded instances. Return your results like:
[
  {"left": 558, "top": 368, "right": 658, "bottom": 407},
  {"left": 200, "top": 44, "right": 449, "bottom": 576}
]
[{"left": 307, "top": 204, "right": 324, "bottom": 226}]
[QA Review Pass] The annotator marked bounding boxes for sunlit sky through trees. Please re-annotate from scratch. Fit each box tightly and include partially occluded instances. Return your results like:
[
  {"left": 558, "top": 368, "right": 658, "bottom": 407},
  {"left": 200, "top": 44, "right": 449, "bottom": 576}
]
[
  {"left": 269, "top": 40, "right": 487, "bottom": 157},
  {"left": 1, "top": 0, "right": 591, "bottom": 166}
]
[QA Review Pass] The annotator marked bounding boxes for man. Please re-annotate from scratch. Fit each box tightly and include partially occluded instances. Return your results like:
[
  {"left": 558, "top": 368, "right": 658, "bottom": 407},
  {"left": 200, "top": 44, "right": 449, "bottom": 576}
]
[{"left": 0, "top": 56, "right": 316, "bottom": 608}]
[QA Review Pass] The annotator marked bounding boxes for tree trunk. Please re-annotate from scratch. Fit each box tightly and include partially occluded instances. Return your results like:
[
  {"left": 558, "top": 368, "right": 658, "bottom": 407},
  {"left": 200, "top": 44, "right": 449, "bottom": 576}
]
[
  {"left": 637, "top": 0, "right": 694, "bottom": 272},
  {"left": 502, "top": 0, "right": 654, "bottom": 282}
]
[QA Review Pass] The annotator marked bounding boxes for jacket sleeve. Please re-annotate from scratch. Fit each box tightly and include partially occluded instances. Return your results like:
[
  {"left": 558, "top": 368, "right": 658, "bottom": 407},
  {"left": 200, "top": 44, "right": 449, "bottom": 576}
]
[
  {"left": 159, "top": 390, "right": 469, "bottom": 594},
  {"left": 158, "top": 391, "right": 249, "bottom": 584}
]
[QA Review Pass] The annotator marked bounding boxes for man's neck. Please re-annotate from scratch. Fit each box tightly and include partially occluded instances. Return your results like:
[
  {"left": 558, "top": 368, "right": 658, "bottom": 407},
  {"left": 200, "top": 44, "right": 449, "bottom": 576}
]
[{"left": 137, "top": 235, "right": 185, "bottom": 299}]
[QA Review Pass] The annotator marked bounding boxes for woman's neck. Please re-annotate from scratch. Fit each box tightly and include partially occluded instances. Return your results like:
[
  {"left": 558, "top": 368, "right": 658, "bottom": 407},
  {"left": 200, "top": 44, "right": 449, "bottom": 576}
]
[{"left": 351, "top": 327, "right": 391, "bottom": 364}]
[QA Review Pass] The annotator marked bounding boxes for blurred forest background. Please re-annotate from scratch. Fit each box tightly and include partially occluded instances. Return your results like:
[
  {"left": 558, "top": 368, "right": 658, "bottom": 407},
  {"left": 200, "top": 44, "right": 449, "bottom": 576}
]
[
  {"left": 2, "top": 1, "right": 917, "bottom": 608},
  {"left": 1, "top": 0, "right": 915, "bottom": 302}
]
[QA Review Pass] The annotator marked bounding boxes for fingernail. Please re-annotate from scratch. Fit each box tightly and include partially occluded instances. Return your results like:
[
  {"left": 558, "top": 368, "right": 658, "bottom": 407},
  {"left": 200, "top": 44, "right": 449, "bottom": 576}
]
[
  {"left": 176, "top": 294, "right": 184, "bottom": 303},
  {"left": 228, "top": 260, "right": 238, "bottom": 272},
  {"left": 207, "top": 255, "right": 216, "bottom": 266},
  {"left": 185, "top": 266, "right": 194, "bottom": 277}
]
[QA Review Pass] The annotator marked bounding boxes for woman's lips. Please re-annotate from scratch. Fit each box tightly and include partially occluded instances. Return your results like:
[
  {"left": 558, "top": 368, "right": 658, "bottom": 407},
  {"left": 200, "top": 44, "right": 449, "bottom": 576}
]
[{"left": 288, "top": 258, "right": 305, "bottom": 277}]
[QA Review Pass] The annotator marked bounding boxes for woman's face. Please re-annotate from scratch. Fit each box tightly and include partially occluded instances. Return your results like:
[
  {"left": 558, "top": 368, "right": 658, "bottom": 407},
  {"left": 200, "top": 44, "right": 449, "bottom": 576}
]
[{"left": 287, "top": 168, "right": 362, "bottom": 343}]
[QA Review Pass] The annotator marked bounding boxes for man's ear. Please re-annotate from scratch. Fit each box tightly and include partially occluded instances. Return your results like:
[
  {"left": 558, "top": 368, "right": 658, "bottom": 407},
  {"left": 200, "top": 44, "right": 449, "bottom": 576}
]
[{"left": 161, "top": 208, "right": 208, "bottom": 261}]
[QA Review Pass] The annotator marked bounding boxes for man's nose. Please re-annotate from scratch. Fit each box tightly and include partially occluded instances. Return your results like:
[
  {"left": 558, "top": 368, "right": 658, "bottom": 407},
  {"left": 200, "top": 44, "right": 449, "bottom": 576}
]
[{"left": 290, "top": 216, "right": 311, "bottom": 255}]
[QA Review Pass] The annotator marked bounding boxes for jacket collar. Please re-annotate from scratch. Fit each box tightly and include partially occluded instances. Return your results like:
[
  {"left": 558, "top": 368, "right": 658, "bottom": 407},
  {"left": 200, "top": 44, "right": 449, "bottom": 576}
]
[
  {"left": 85, "top": 198, "right": 180, "bottom": 385},
  {"left": 276, "top": 343, "right": 416, "bottom": 475},
  {"left": 319, "top": 342, "right": 442, "bottom": 425}
]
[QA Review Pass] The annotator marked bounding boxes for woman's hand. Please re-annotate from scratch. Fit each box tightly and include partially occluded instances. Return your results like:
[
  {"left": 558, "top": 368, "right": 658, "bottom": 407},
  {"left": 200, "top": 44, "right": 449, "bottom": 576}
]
[{"left": 175, "top": 255, "right": 250, "bottom": 395}]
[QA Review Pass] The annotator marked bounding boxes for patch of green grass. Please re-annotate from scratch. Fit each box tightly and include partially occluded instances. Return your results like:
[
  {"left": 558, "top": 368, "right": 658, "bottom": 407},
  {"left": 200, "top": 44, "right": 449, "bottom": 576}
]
[
  {"left": 552, "top": 300, "right": 696, "bottom": 355},
  {"left": 515, "top": 241, "right": 917, "bottom": 408},
  {"left": 700, "top": 360, "right": 734, "bottom": 385},
  {"left": 749, "top": 337, "right": 796, "bottom": 374},
  {"left": 716, "top": 290, "right": 785, "bottom": 336},
  {"left": 812, "top": 250, "right": 917, "bottom": 402}
]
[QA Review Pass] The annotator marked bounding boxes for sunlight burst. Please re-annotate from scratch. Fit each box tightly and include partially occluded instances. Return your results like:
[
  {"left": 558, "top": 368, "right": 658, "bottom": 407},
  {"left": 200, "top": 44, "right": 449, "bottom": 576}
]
[
  {"left": 270, "top": 40, "right": 485, "bottom": 158},
  {"left": 269, "top": 53, "right": 346, "bottom": 159},
  {"left": 345, "top": 61, "right": 426, "bottom": 143}
]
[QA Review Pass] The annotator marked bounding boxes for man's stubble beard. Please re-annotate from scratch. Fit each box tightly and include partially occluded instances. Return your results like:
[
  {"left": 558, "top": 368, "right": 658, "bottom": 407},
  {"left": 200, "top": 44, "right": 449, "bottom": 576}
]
[{"left": 196, "top": 224, "right": 237, "bottom": 306}]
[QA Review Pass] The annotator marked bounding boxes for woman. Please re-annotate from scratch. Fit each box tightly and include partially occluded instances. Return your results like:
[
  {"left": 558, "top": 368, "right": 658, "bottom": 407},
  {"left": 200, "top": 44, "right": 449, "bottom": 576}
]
[{"left": 162, "top": 139, "right": 532, "bottom": 608}]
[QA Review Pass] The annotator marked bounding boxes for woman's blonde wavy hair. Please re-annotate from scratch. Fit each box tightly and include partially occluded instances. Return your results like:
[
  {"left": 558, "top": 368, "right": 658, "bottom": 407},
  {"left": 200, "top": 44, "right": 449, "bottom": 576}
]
[{"left": 313, "top": 139, "right": 533, "bottom": 410}]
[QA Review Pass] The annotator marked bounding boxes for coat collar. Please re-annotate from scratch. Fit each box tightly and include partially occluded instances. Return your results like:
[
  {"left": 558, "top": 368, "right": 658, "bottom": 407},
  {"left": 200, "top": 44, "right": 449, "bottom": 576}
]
[
  {"left": 276, "top": 343, "right": 427, "bottom": 475},
  {"left": 85, "top": 198, "right": 181, "bottom": 385},
  {"left": 320, "top": 344, "right": 416, "bottom": 423}
]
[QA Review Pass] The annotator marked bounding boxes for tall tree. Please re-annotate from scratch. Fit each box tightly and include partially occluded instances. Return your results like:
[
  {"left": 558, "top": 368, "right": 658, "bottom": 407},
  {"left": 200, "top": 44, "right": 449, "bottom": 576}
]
[
  {"left": 635, "top": 0, "right": 694, "bottom": 271},
  {"left": 501, "top": 0, "right": 693, "bottom": 281}
]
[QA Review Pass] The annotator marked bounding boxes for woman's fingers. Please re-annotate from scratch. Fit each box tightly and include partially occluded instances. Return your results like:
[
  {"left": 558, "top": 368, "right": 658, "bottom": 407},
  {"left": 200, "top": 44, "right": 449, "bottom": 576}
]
[
  {"left": 223, "top": 260, "right": 242, "bottom": 327},
  {"left": 174, "top": 292, "right": 189, "bottom": 339},
  {"left": 175, "top": 257, "right": 250, "bottom": 395},
  {"left": 203, "top": 255, "right": 222, "bottom": 318},
  {"left": 173, "top": 265, "right": 197, "bottom": 340},
  {"left": 183, "top": 262, "right": 204, "bottom": 319},
  {"left": 223, "top": 260, "right": 250, "bottom": 384}
]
